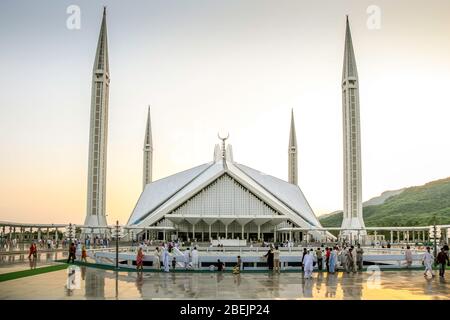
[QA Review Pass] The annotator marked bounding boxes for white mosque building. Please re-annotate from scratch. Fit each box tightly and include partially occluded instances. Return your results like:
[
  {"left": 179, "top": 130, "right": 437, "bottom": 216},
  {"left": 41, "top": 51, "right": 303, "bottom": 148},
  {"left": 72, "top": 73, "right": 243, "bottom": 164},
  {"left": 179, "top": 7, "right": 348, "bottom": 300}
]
[
  {"left": 127, "top": 131, "right": 328, "bottom": 243},
  {"left": 83, "top": 9, "right": 366, "bottom": 243}
]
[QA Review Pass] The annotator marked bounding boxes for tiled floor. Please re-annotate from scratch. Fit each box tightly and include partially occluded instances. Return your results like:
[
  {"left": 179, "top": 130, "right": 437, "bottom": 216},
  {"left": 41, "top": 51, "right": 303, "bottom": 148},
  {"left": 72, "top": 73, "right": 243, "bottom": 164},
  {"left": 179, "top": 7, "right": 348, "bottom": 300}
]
[
  {"left": 0, "top": 267, "right": 448, "bottom": 299},
  {"left": 0, "top": 252, "right": 67, "bottom": 274}
]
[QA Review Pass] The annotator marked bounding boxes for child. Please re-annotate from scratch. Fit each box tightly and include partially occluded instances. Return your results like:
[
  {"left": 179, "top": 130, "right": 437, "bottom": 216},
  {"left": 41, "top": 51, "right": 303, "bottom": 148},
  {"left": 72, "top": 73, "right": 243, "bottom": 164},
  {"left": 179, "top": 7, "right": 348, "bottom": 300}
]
[{"left": 172, "top": 257, "right": 177, "bottom": 270}]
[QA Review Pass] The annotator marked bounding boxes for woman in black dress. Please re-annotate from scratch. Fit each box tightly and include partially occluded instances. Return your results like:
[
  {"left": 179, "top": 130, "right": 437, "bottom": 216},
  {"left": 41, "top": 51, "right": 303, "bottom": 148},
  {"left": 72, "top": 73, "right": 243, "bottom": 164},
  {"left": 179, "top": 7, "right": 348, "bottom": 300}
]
[{"left": 264, "top": 245, "right": 274, "bottom": 270}]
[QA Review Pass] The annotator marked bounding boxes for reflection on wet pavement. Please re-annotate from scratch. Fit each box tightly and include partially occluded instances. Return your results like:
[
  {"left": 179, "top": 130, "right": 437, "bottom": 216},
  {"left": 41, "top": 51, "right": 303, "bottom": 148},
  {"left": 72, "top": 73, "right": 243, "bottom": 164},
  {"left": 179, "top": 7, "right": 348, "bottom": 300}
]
[
  {"left": 0, "top": 267, "right": 448, "bottom": 300},
  {"left": 0, "top": 252, "right": 67, "bottom": 274}
]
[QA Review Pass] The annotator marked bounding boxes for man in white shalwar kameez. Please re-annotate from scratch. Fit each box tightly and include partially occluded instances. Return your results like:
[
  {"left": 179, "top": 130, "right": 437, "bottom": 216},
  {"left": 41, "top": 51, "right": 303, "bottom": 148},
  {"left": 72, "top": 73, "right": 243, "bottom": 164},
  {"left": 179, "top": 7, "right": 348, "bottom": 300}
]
[
  {"left": 303, "top": 250, "right": 314, "bottom": 279},
  {"left": 191, "top": 247, "right": 199, "bottom": 269},
  {"left": 184, "top": 248, "right": 191, "bottom": 269},
  {"left": 422, "top": 247, "right": 434, "bottom": 278},
  {"left": 162, "top": 246, "right": 170, "bottom": 272}
]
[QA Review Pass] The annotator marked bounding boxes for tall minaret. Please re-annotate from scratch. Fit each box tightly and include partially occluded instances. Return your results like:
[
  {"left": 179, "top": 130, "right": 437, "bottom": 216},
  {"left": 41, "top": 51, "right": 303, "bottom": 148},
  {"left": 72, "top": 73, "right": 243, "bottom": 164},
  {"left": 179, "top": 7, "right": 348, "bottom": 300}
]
[
  {"left": 288, "top": 109, "right": 298, "bottom": 185},
  {"left": 143, "top": 106, "right": 153, "bottom": 189},
  {"left": 84, "top": 8, "right": 110, "bottom": 231},
  {"left": 340, "top": 16, "right": 366, "bottom": 239}
]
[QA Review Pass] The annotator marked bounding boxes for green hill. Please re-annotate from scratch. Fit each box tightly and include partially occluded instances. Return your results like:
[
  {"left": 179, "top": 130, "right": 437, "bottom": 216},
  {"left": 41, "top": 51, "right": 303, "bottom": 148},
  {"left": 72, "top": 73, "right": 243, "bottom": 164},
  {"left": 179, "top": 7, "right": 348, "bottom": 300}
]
[{"left": 319, "top": 177, "right": 450, "bottom": 227}]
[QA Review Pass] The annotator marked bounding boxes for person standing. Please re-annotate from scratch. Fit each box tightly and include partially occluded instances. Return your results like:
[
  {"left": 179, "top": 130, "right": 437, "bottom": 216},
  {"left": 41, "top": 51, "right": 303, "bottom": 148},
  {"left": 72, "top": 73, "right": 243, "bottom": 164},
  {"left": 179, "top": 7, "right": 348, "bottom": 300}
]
[
  {"left": 316, "top": 248, "right": 323, "bottom": 271},
  {"left": 136, "top": 247, "right": 144, "bottom": 272},
  {"left": 171, "top": 257, "right": 177, "bottom": 270},
  {"left": 405, "top": 245, "right": 413, "bottom": 268},
  {"left": 356, "top": 244, "right": 364, "bottom": 271},
  {"left": 273, "top": 246, "right": 280, "bottom": 273},
  {"left": 436, "top": 247, "right": 449, "bottom": 278},
  {"left": 191, "top": 246, "right": 199, "bottom": 269},
  {"left": 154, "top": 246, "right": 161, "bottom": 270},
  {"left": 162, "top": 246, "right": 170, "bottom": 272},
  {"left": 184, "top": 247, "right": 191, "bottom": 269},
  {"left": 67, "top": 243, "right": 76, "bottom": 263},
  {"left": 351, "top": 245, "right": 357, "bottom": 272},
  {"left": 301, "top": 248, "right": 307, "bottom": 272},
  {"left": 303, "top": 249, "right": 314, "bottom": 279},
  {"left": 264, "top": 245, "right": 274, "bottom": 271},
  {"left": 329, "top": 247, "right": 337, "bottom": 274},
  {"left": 345, "top": 247, "right": 355, "bottom": 273},
  {"left": 28, "top": 242, "right": 37, "bottom": 260},
  {"left": 217, "top": 259, "right": 224, "bottom": 271},
  {"left": 325, "top": 247, "right": 331, "bottom": 272},
  {"left": 422, "top": 246, "right": 434, "bottom": 278}
]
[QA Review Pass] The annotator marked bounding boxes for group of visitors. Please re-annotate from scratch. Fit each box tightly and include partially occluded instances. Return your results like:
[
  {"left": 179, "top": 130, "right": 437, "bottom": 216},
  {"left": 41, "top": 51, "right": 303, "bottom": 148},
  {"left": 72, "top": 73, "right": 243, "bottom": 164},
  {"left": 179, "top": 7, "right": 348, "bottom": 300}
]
[
  {"left": 135, "top": 242, "right": 200, "bottom": 272},
  {"left": 421, "top": 245, "right": 450, "bottom": 278}
]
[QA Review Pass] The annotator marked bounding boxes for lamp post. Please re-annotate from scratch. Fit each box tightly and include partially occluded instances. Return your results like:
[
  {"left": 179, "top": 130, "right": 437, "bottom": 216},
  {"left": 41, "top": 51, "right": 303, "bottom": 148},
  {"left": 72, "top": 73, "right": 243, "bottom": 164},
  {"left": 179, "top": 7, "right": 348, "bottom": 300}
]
[
  {"left": 115, "top": 220, "right": 119, "bottom": 270},
  {"left": 432, "top": 215, "right": 438, "bottom": 263},
  {"left": 68, "top": 223, "right": 73, "bottom": 244}
]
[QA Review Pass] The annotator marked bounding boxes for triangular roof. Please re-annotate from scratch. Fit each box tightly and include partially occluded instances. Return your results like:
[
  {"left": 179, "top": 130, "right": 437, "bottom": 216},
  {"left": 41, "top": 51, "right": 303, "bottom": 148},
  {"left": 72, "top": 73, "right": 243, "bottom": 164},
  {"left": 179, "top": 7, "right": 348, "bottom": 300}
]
[{"left": 127, "top": 152, "right": 323, "bottom": 232}]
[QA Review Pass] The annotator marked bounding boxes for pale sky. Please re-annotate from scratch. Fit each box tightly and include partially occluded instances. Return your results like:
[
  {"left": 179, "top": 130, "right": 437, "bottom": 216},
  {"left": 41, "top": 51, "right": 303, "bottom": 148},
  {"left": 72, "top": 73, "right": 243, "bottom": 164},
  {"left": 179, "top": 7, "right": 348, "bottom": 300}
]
[{"left": 1, "top": 0, "right": 450, "bottom": 225}]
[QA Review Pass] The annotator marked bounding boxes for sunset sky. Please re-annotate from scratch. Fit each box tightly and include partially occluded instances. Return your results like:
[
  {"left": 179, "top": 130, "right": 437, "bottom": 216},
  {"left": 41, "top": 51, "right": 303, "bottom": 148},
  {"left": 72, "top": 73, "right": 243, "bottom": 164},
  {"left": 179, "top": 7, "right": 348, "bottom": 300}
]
[{"left": 1, "top": 0, "right": 450, "bottom": 225}]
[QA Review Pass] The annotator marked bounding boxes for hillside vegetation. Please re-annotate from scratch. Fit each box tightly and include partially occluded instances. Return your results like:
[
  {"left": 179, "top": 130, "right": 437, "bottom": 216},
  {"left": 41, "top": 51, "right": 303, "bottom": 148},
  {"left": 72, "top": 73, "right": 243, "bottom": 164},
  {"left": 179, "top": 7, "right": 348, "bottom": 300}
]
[{"left": 319, "top": 177, "right": 450, "bottom": 227}]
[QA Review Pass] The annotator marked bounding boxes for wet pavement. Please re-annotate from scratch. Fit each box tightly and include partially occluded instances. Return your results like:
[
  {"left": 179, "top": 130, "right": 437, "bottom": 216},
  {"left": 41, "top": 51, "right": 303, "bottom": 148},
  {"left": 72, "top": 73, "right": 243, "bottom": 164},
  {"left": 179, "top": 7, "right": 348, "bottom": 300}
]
[
  {"left": 0, "top": 252, "right": 67, "bottom": 274},
  {"left": 0, "top": 266, "right": 448, "bottom": 300}
]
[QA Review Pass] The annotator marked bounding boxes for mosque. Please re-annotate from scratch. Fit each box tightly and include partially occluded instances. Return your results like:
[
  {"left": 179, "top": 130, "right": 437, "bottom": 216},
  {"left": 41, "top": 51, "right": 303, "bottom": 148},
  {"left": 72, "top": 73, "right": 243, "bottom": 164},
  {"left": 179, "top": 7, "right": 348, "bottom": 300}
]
[{"left": 82, "top": 8, "right": 366, "bottom": 243}]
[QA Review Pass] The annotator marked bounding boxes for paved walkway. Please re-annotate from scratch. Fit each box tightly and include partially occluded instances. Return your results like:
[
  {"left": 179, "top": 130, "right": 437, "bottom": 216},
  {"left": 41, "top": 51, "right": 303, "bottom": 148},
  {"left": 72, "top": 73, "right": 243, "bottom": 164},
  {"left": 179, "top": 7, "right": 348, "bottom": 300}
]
[
  {"left": 0, "top": 267, "right": 448, "bottom": 299},
  {"left": 0, "top": 252, "right": 67, "bottom": 274}
]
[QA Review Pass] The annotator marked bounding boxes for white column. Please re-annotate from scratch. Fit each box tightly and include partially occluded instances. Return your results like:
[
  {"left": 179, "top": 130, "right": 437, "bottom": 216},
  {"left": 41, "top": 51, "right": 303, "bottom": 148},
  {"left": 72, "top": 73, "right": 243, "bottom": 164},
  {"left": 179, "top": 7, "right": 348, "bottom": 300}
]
[
  {"left": 257, "top": 225, "right": 260, "bottom": 241},
  {"left": 225, "top": 224, "right": 228, "bottom": 239},
  {"left": 192, "top": 224, "right": 195, "bottom": 240},
  {"left": 397, "top": 230, "right": 400, "bottom": 243},
  {"left": 241, "top": 225, "right": 244, "bottom": 240},
  {"left": 289, "top": 230, "right": 292, "bottom": 242},
  {"left": 390, "top": 230, "right": 393, "bottom": 244},
  {"left": 209, "top": 224, "right": 212, "bottom": 241},
  {"left": 274, "top": 227, "right": 277, "bottom": 243}
]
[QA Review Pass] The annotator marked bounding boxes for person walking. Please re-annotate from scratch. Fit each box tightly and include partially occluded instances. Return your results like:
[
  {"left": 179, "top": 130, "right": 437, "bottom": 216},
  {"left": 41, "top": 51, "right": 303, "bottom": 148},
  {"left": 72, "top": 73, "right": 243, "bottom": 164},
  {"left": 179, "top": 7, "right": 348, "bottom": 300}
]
[
  {"left": 436, "top": 247, "right": 450, "bottom": 278},
  {"left": 301, "top": 248, "right": 308, "bottom": 272},
  {"left": 405, "top": 245, "right": 413, "bottom": 268},
  {"left": 356, "top": 244, "right": 364, "bottom": 271},
  {"left": 316, "top": 248, "right": 323, "bottom": 271},
  {"left": 136, "top": 247, "right": 144, "bottom": 272},
  {"left": 422, "top": 246, "right": 434, "bottom": 278},
  {"left": 191, "top": 246, "right": 199, "bottom": 269},
  {"left": 154, "top": 246, "right": 161, "bottom": 270},
  {"left": 81, "top": 245, "right": 87, "bottom": 263},
  {"left": 273, "top": 246, "right": 280, "bottom": 273},
  {"left": 67, "top": 242, "right": 76, "bottom": 263},
  {"left": 233, "top": 255, "right": 242, "bottom": 274},
  {"left": 303, "top": 249, "right": 314, "bottom": 279}
]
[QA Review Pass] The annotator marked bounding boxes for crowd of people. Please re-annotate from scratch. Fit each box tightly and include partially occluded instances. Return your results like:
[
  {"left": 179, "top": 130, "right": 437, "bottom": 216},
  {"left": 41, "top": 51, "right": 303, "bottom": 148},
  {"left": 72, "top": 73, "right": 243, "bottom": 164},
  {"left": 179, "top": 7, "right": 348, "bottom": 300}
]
[{"left": 22, "top": 235, "right": 447, "bottom": 280}]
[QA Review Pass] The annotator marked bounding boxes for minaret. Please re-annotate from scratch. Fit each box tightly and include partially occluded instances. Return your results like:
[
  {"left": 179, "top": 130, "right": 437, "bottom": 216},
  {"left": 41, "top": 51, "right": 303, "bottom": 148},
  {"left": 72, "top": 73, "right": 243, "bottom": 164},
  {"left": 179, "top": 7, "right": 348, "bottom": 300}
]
[
  {"left": 84, "top": 7, "right": 110, "bottom": 231},
  {"left": 143, "top": 106, "right": 153, "bottom": 189},
  {"left": 288, "top": 109, "right": 298, "bottom": 185},
  {"left": 340, "top": 16, "right": 366, "bottom": 239}
]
